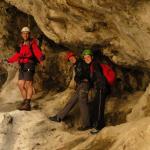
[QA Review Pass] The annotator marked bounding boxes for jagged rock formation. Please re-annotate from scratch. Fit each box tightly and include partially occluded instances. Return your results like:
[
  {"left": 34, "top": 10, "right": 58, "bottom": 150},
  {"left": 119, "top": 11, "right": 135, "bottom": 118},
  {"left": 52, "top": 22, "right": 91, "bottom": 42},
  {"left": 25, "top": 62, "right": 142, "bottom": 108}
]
[
  {"left": 127, "top": 84, "right": 150, "bottom": 122},
  {"left": 3, "top": 0, "right": 150, "bottom": 68},
  {"left": 71, "top": 117, "right": 150, "bottom": 150},
  {"left": 0, "top": 110, "right": 90, "bottom": 150}
]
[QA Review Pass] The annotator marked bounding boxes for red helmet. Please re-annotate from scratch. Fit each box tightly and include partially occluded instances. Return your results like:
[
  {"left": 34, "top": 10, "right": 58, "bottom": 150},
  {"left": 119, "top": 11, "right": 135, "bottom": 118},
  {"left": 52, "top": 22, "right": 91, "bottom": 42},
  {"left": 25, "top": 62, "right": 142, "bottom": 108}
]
[{"left": 66, "top": 51, "right": 75, "bottom": 61}]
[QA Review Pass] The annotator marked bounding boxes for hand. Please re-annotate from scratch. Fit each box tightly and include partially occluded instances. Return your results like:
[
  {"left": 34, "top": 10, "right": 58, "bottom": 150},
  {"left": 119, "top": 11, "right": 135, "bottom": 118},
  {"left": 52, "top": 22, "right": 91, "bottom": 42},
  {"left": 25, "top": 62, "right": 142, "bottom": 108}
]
[
  {"left": 40, "top": 61, "right": 44, "bottom": 66},
  {"left": 88, "top": 88, "right": 96, "bottom": 103},
  {"left": 83, "top": 79, "right": 88, "bottom": 82},
  {"left": 41, "top": 65, "right": 46, "bottom": 72},
  {"left": 39, "top": 61, "right": 44, "bottom": 70},
  {"left": 39, "top": 64, "right": 46, "bottom": 72}
]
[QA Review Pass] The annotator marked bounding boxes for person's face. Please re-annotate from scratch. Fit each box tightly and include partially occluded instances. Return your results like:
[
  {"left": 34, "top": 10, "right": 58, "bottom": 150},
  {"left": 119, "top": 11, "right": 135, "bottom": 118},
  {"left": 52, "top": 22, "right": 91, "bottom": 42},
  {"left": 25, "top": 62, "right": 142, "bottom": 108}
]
[
  {"left": 83, "top": 55, "right": 93, "bottom": 64},
  {"left": 21, "top": 32, "right": 30, "bottom": 41},
  {"left": 69, "top": 56, "right": 76, "bottom": 64}
]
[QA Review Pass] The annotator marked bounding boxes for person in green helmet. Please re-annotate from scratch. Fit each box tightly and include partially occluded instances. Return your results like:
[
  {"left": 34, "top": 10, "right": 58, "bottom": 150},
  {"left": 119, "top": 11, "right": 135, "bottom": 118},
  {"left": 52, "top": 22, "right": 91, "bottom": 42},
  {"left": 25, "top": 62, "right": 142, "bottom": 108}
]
[{"left": 81, "top": 49, "right": 110, "bottom": 134}]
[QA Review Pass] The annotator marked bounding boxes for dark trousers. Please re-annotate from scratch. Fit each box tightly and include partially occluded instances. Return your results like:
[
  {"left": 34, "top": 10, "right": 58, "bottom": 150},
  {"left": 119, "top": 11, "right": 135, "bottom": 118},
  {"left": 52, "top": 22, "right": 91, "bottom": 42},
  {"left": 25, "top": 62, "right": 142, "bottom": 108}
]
[
  {"left": 57, "top": 82, "right": 90, "bottom": 127},
  {"left": 90, "top": 87, "right": 109, "bottom": 129}
]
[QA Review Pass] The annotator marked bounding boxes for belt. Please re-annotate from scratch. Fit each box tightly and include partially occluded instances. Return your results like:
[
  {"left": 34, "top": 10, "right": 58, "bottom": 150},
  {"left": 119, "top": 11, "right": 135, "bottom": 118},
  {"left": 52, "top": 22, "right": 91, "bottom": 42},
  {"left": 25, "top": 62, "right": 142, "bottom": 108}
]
[{"left": 19, "top": 64, "right": 35, "bottom": 73}]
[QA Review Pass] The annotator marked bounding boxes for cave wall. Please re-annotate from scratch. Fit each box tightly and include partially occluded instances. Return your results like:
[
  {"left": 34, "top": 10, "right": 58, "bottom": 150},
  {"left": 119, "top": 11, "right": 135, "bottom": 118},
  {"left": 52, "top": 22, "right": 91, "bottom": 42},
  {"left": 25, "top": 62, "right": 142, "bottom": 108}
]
[
  {"left": 0, "top": 0, "right": 150, "bottom": 95},
  {"left": 3, "top": 0, "right": 150, "bottom": 69}
]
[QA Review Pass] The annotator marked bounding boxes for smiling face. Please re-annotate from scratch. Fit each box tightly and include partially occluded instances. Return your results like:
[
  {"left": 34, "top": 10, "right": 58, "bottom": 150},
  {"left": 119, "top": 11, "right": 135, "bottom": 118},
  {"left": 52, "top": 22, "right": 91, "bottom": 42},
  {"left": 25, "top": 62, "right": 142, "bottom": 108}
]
[
  {"left": 68, "top": 56, "right": 77, "bottom": 64},
  {"left": 83, "top": 55, "right": 93, "bottom": 64},
  {"left": 21, "top": 32, "right": 30, "bottom": 41}
]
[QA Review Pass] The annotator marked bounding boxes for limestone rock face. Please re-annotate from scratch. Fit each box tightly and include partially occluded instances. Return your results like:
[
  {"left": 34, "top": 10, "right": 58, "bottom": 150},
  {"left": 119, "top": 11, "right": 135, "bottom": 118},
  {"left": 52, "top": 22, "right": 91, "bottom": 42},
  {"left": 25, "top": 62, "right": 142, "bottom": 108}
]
[
  {"left": 0, "top": 110, "right": 90, "bottom": 150},
  {"left": 3, "top": 0, "right": 150, "bottom": 68},
  {"left": 0, "top": 111, "right": 51, "bottom": 150},
  {"left": 0, "top": 66, "right": 7, "bottom": 88},
  {"left": 127, "top": 84, "right": 150, "bottom": 122},
  {"left": 0, "top": 1, "right": 12, "bottom": 48},
  {"left": 72, "top": 117, "right": 150, "bottom": 150}
]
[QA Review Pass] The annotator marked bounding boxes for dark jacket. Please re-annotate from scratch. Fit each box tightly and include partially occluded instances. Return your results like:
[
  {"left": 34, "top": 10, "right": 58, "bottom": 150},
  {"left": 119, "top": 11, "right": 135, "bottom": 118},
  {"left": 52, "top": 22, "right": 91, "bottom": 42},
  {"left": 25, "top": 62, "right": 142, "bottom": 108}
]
[
  {"left": 90, "top": 60, "right": 109, "bottom": 90},
  {"left": 74, "top": 59, "right": 91, "bottom": 85}
]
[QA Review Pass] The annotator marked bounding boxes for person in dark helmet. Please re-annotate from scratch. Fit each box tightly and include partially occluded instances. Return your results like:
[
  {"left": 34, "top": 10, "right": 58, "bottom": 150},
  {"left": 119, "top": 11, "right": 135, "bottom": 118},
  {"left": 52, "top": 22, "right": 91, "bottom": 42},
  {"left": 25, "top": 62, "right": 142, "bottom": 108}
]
[
  {"left": 82, "top": 49, "right": 110, "bottom": 134},
  {"left": 0, "top": 26, "right": 45, "bottom": 111},
  {"left": 49, "top": 51, "right": 92, "bottom": 131}
]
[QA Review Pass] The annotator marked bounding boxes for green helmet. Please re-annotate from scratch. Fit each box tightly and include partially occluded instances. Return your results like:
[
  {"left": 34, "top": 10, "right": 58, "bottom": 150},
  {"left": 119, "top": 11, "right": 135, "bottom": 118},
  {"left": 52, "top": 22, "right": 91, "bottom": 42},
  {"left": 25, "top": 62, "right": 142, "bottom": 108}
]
[{"left": 82, "top": 49, "right": 93, "bottom": 57}]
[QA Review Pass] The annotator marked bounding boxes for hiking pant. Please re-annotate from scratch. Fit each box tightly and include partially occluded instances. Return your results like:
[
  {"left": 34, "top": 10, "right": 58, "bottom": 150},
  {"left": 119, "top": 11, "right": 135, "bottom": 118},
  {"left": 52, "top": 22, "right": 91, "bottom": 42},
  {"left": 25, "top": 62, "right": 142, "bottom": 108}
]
[
  {"left": 90, "top": 86, "right": 109, "bottom": 129},
  {"left": 57, "top": 82, "right": 90, "bottom": 127}
]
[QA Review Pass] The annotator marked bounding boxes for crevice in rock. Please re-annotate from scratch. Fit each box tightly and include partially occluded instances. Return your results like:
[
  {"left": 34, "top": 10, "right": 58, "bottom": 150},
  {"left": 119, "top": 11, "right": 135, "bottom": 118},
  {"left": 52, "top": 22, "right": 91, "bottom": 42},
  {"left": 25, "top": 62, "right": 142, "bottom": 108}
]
[{"left": 0, "top": 66, "right": 7, "bottom": 89}]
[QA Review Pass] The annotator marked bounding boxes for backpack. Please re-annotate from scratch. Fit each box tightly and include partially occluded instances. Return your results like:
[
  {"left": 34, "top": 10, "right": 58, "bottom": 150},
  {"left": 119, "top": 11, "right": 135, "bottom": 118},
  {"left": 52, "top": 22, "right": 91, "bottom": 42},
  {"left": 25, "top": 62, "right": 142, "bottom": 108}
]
[{"left": 90, "top": 63, "right": 116, "bottom": 86}]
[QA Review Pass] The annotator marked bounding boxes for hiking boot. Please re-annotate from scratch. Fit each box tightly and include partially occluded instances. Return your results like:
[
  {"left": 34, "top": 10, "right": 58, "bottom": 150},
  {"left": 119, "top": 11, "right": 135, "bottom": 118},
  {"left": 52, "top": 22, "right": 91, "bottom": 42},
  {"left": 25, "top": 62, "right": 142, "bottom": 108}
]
[
  {"left": 49, "top": 115, "right": 61, "bottom": 122},
  {"left": 90, "top": 128, "right": 100, "bottom": 134},
  {"left": 18, "top": 99, "right": 26, "bottom": 110},
  {"left": 77, "top": 126, "right": 91, "bottom": 131},
  {"left": 18, "top": 99, "right": 31, "bottom": 111},
  {"left": 90, "top": 125, "right": 104, "bottom": 135}
]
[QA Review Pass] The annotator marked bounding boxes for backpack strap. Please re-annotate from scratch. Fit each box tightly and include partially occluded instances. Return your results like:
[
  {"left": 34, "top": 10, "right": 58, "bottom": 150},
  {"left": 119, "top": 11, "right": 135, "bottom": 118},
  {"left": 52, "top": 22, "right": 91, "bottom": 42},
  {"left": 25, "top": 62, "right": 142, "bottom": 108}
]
[
  {"left": 90, "top": 61, "right": 110, "bottom": 87},
  {"left": 29, "top": 39, "right": 34, "bottom": 56},
  {"left": 90, "top": 62, "right": 94, "bottom": 76},
  {"left": 28, "top": 39, "right": 39, "bottom": 64},
  {"left": 90, "top": 61, "right": 102, "bottom": 77}
]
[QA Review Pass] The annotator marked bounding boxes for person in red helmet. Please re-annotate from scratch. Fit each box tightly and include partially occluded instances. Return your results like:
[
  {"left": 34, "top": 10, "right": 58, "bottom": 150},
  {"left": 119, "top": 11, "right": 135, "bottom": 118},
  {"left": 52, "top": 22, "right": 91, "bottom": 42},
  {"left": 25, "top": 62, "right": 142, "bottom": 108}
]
[
  {"left": 0, "top": 26, "right": 45, "bottom": 111},
  {"left": 49, "top": 51, "right": 91, "bottom": 131},
  {"left": 66, "top": 51, "right": 76, "bottom": 64}
]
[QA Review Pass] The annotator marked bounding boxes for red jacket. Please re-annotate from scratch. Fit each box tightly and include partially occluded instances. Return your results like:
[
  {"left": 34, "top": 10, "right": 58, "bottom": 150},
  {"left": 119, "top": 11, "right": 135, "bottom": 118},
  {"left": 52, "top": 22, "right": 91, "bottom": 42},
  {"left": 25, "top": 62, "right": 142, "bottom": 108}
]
[{"left": 7, "top": 39, "right": 45, "bottom": 64}]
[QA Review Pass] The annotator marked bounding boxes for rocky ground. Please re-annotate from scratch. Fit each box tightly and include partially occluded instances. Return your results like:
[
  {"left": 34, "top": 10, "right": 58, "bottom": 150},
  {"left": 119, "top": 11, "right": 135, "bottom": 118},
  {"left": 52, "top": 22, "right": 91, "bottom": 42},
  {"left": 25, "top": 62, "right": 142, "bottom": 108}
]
[{"left": 0, "top": 68, "right": 149, "bottom": 150}]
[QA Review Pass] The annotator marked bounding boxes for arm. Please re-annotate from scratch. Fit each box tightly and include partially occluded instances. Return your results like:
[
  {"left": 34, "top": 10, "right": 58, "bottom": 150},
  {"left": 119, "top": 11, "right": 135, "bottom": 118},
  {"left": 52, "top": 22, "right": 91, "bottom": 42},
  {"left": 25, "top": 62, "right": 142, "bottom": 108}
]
[
  {"left": 32, "top": 40, "right": 45, "bottom": 63},
  {"left": 7, "top": 52, "right": 20, "bottom": 63},
  {"left": 74, "top": 60, "right": 83, "bottom": 83}
]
